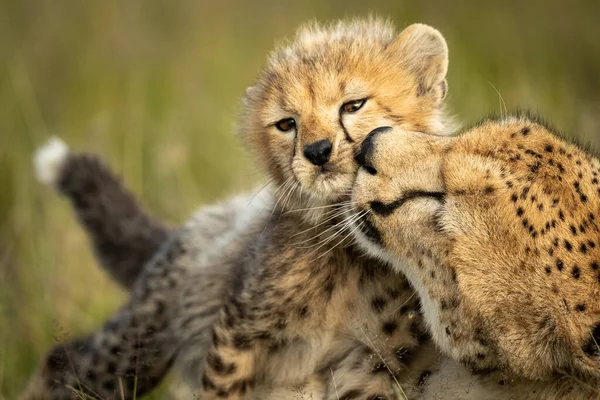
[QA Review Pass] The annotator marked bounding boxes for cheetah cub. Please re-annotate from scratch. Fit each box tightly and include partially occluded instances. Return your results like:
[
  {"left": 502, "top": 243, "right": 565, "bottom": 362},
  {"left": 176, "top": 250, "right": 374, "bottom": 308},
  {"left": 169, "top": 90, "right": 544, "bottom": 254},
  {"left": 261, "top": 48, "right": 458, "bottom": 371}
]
[
  {"left": 350, "top": 115, "right": 600, "bottom": 399},
  {"left": 174, "top": 18, "right": 452, "bottom": 400},
  {"left": 25, "top": 18, "right": 453, "bottom": 400}
]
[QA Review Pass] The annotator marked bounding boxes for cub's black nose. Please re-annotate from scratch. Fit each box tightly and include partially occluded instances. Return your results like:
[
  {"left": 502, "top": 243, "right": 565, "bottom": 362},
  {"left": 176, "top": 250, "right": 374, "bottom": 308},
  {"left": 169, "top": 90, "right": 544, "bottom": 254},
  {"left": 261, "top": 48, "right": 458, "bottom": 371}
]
[
  {"left": 355, "top": 126, "right": 392, "bottom": 174},
  {"left": 304, "top": 139, "right": 333, "bottom": 166}
]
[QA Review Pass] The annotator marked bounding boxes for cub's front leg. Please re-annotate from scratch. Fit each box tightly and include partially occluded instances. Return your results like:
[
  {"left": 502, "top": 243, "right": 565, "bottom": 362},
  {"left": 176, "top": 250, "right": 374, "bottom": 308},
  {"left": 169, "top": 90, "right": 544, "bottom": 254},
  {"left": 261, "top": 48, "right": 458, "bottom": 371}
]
[
  {"left": 324, "top": 345, "right": 400, "bottom": 400},
  {"left": 198, "top": 296, "right": 265, "bottom": 400}
]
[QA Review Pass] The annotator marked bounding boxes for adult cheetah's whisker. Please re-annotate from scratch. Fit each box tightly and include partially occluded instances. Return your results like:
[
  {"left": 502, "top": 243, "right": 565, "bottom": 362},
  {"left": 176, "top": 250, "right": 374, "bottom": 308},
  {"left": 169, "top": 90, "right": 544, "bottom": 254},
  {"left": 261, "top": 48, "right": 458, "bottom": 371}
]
[
  {"left": 305, "top": 210, "right": 368, "bottom": 256},
  {"left": 311, "top": 219, "right": 367, "bottom": 262},
  {"left": 330, "top": 367, "right": 340, "bottom": 400},
  {"left": 296, "top": 208, "right": 363, "bottom": 246},
  {"left": 284, "top": 200, "right": 352, "bottom": 214},
  {"left": 289, "top": 208, "right": 350, "bottom": 239},
  {"left": 297, "top": 210, "right": 362, "bottom": 246}
]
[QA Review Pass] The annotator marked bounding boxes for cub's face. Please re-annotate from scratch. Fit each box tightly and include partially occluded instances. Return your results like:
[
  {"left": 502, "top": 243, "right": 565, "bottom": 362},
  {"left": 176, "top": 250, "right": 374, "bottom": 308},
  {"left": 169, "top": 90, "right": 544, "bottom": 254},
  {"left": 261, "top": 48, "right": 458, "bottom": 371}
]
[
  {"left": 350, "top": 119, "right": 600, "bottom": 383},
  {"left": 242, "top": 19, "right": 450, "bottom": 206}
]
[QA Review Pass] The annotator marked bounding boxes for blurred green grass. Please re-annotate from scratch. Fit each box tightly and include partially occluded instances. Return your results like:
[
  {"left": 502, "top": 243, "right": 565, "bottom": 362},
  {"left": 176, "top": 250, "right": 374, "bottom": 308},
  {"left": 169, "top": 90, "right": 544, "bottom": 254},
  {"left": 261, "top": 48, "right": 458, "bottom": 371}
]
[{"left": 0, "top": 0, "right": 599, "bottom": 397}]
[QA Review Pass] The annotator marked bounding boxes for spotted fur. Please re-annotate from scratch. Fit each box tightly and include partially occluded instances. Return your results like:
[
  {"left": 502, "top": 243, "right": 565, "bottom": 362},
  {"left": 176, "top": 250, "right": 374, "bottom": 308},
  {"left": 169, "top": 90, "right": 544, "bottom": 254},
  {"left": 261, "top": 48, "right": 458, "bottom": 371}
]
[
  {"left": 24, "top": 18, "right": 452, "bottom": 399},
  {"left": 350, "top": 114, "right": 600, "bottom": 399}
]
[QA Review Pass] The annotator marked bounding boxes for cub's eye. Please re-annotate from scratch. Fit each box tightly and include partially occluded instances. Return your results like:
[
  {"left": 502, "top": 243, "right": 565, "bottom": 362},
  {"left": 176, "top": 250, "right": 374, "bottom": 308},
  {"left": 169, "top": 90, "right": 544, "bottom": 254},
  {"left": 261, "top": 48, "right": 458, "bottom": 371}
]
[
  {"left": 275, "top": 118, "right": 296, "bottom": 132},
  {"left": 341, "top": 99, "right": 367, "bottom": 113}
]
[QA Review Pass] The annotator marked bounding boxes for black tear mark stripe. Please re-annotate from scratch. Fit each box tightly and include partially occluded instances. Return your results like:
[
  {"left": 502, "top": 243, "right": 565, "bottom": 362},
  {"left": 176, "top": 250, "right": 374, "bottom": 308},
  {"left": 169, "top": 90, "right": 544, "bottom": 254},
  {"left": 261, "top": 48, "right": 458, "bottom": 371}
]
[
  {"left": 370, "top": 191, "right": 445, "bottom": 216},
  {"left": 339, "top": 112, "right": 354, "bottom": 143}
]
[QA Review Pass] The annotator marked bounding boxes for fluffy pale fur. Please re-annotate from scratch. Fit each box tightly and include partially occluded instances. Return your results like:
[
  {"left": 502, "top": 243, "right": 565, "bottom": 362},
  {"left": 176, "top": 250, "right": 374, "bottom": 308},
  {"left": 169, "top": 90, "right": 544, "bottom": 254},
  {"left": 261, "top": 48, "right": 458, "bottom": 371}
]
[
  {"left": 349, "top": 114, "right": 600, "bottom": 399},
  {"left": 24, "top": 18, "right": 453, "bottom": 400}
]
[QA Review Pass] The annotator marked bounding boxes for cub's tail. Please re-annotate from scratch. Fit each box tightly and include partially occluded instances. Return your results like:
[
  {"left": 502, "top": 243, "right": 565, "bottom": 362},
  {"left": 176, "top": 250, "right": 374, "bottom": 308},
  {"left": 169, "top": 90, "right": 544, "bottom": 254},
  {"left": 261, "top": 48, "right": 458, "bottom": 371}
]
[{"left": 34, "top": 137, "right": 170, "bottom": 289}]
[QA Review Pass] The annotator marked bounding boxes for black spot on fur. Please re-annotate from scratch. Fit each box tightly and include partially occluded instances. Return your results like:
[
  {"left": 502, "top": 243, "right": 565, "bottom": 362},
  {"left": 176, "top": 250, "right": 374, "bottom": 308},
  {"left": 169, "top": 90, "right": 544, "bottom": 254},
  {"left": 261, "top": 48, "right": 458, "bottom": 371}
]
[
  {"left": 583, "top": 324, "right": 600, "bottom": 355},
  {"left": 340, "top": 389, "right": 363, "bottom": 400},
  {"left": 382, "top": 321, "right": 398, "bottom": 336},
  {"left": 297, "top": 305, "right": 310, "bottom": 319},
  {"left": 387, "top": 287, "right": 401, "bottom": 299},
  {"left": 46, "top": 344, "right": 69, "bottom": 371},
  {"left": 417, "top": 370, "right": 431, "bottom": 386},
  {"left": 371, "top": 363, "right": 387, "bottom": 374},
  {"left": 565, "top": 240, "right": 573, "bottom": 252},
  {"left": 102, "top": 380, "right": 115, "bottom": 392},
  {"left": 207, "top": 352, "right": 236, "bottom": 375},
  {"left": 232, "top": 334, "right": 254, "bottom": 350},
  {"left": 521, "top": 127, "right": 530, "bottom": 136},
  {"left": 396, "top": 348, "right": 416, "bottom": 367},
  {"left": 106, "top": 362, "right": 117, "bottom": 374},
  {"left": 575, "top": 303, "right": 587, "bottom": 312},
  {"left": 229, "top": 379, "right": 252, "bottom": 395},
  {"left": 85, "top": 370, "right": 97, "bottom": 382},
  {"left": 371, "top": 297, "right": 387, "bottom": 314},
  {"left": 572, "top": 266, "right": 581, "bottom": 279},
  {"left": 324, "top": 280, "right": 335, "bottom": 301}
]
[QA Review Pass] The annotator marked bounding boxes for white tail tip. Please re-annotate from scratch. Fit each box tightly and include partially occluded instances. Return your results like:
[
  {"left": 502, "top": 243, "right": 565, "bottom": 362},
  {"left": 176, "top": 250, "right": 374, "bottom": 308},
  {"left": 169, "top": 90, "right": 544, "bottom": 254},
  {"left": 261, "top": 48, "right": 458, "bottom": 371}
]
[{"left": 34, "top": 137, "right": 70, "bottom": 185}]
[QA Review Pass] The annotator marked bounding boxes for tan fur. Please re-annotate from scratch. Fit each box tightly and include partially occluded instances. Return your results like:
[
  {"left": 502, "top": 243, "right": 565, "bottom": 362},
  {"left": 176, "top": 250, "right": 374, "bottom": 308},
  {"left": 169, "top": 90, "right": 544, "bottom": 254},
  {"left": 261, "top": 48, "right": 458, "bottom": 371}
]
[
  {"left": 350, "top": 115, "right": 600, "bottom": 399},
  {"left": 191, "top": 18, "right": 453, "bottom": 399},
  {"left": 243, "top": 17, "right": 451, "bottom": 213},
  {"left": 23, "top": 18, "right": 453, "bottom": 400}
]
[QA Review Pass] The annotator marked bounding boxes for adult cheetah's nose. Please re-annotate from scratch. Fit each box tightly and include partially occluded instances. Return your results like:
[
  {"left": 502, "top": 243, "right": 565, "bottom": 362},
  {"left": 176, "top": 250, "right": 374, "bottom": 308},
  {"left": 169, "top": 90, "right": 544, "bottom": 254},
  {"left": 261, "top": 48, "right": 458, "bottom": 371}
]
[
  {"left": 303, "top": 139, "right": 333, "bottom": 166},
  {"left": 355, "top": 126, "right": 392, "bottom": 175}
]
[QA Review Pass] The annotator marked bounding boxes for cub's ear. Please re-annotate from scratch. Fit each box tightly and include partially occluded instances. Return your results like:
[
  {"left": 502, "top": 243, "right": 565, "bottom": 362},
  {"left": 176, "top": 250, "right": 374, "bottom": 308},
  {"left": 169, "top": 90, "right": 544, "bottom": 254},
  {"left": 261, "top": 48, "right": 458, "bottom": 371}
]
[
  {"left": 388, "top": 24, "right": 449, "bottom": 99},
  {"left": 243, "top": 86, "right": 257, "bottom": 106}
]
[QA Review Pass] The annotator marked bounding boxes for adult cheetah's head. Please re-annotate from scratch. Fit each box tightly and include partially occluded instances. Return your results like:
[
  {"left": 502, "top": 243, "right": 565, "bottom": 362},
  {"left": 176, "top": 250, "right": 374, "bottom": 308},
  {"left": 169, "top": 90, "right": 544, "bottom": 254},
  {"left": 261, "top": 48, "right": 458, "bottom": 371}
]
[{"left": 349, "top": 116, "right": 600, "bottom": 384}]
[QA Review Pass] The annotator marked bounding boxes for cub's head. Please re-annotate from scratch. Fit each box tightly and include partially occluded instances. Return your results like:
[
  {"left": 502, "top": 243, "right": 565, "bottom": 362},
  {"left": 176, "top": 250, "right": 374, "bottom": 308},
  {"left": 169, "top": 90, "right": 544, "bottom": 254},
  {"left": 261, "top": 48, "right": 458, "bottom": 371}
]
[
  {"left": 350, "top": 118, "right": 600, "bottom": 386},
  {"left": 241, "top": 18, "right": 451, "bottom": 210}
]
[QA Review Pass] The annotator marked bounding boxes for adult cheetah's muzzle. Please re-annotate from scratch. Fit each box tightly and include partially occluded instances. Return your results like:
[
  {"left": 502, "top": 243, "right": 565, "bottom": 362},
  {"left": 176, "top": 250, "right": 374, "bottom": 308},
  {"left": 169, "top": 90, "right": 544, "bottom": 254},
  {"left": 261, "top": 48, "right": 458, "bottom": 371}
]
[{"left": 355, "top": 126, "right": 393, "bottom": 175}]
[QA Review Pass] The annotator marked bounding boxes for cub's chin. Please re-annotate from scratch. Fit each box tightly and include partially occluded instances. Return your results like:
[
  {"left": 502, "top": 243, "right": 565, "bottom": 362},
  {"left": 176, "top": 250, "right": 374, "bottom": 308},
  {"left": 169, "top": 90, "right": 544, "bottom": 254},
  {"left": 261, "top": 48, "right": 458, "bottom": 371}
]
[{"left": 304, "top": 171, "right": 355, "bottom": 203}]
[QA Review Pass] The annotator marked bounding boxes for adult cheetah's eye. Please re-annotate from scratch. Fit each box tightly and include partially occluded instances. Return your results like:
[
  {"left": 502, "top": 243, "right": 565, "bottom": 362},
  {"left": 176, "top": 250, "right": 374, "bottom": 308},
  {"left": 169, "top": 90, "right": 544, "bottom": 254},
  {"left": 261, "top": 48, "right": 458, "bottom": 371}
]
[
  {"left": 341, "top": 99, "right": 367, "bottom": 113},
  {"left": 275, "top": 118, "right": 296, "bottom": 132}
]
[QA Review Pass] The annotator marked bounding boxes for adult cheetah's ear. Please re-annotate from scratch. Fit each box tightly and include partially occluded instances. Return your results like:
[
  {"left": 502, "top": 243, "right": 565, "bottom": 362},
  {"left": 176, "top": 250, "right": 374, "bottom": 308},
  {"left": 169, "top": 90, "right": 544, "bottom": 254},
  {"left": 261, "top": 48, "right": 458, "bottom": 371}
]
[{"left": 389, "top": 24, "right": 449, "bottom": 100}]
